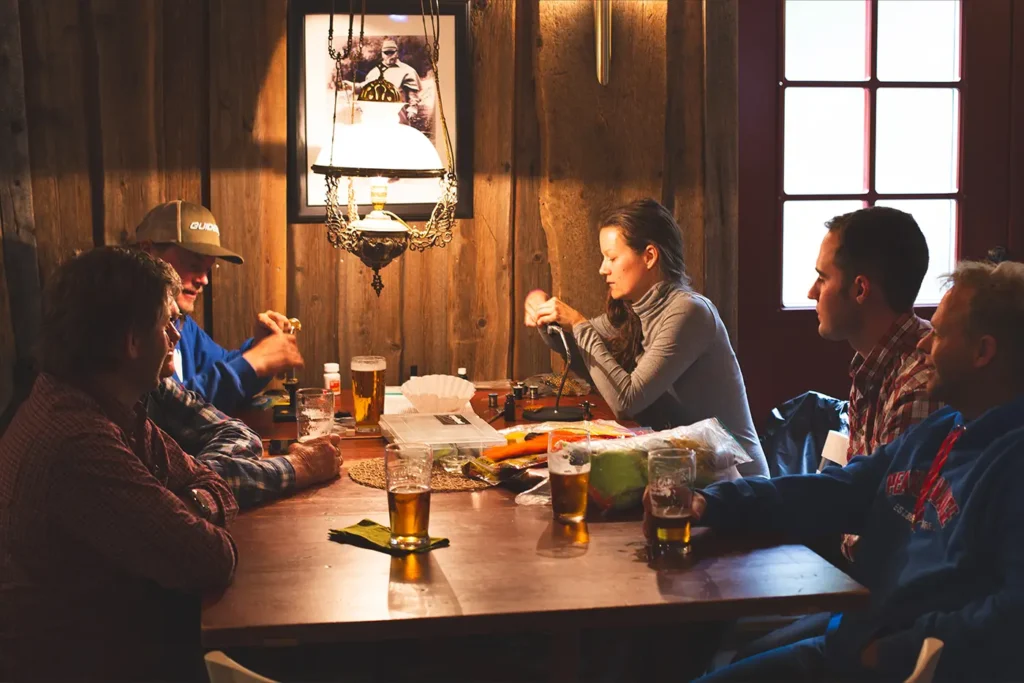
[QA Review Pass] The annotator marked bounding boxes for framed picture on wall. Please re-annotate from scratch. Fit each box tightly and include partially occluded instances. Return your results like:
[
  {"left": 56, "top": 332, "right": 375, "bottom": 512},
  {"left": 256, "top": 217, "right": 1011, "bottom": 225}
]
[{"left": 288, "top": 0, "right": 473, "bottom": 223}]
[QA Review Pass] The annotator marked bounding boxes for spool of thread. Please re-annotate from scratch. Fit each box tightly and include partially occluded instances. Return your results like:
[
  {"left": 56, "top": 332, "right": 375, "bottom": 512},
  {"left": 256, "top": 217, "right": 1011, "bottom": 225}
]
[{"left": 488, "top": 393, "right": 499, "bottom": 409}]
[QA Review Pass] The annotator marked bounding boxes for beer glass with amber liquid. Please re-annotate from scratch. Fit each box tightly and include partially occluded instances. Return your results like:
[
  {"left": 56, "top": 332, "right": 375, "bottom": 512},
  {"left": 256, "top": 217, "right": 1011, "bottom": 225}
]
[
  {"left": 384, "top": 443, "right": 433, "bottom": 550},
  {"left": 548, "top": 437, "right": 591, "bottom": 524},
  {"left": 648, "top": 449, "right": 696, "bottom": 556},
  {"left": 351, "top": 356, "right": 386, "bottom": 434}
]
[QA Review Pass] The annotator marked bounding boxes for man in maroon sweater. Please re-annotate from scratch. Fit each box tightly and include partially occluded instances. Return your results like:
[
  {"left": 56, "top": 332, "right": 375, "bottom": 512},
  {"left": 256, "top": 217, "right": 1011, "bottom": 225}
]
[{"left": 0, "top": 247, "right": 238, "bottom": 681}]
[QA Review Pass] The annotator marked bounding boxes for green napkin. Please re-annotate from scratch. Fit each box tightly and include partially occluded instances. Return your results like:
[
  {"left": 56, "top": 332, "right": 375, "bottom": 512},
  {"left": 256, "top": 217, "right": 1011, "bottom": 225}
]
[{"left": 328, "top": 519, "right": 449, "bottom": 556}]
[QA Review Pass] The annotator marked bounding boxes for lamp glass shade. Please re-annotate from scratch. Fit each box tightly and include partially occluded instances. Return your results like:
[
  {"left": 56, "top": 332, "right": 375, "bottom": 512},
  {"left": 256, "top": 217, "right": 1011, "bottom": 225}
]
[{"left": 313, "top": 102, "right": 443, "bottom": 176}]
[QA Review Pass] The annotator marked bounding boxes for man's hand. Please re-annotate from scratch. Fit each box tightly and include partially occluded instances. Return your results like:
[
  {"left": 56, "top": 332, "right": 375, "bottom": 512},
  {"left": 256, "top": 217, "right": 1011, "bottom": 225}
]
[
  {"left": 534, "top": 296, "right": 587, "bottom": 331},
  {"left": 253, "top": 310, "right": 293, "bottom": 341},
  {"left": 641, "top": 486, "right": 706, "bottom": 541},
  {"left": 841, "top": 533, "right": 860, "bottom": 562},
  {"left": 242, "top": 332, "right": 304, "bottom": 378},
  {"left": 286, "top": 434, "right": 343, "bottom": 488},
  {"left": 524, "top": 289, "right": 549, "bottom": 327}
]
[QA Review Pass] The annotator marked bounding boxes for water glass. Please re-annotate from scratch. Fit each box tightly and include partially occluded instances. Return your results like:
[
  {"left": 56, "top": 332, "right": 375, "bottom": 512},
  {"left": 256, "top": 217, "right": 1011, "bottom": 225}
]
[{"left": 296, "top": 388, "right": 334, "bottom": 442}]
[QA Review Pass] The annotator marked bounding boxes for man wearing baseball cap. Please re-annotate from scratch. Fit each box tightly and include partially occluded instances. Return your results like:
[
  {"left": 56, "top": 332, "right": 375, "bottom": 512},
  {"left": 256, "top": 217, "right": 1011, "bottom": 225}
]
[{"left": 135, "top": 200, "right": 303, "bottom": 412}]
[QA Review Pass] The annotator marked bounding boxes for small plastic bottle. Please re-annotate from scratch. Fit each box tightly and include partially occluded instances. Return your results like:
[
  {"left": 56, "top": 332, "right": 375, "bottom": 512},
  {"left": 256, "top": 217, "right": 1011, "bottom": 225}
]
[{"left": 323, "top": 362, "right": 341, "bottom": 396}]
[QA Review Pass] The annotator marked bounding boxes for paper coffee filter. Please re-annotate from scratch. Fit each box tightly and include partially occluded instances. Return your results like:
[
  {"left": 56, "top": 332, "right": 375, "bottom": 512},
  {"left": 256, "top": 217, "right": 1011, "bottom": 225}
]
[{"left": 400, "top": 374, "right": 475, "bottom": 413}]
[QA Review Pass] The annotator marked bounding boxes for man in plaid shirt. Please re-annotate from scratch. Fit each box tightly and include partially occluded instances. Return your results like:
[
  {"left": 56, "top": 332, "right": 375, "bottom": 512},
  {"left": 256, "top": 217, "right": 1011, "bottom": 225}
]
[
  {"left": 808, "top": 207, "right": 942, "bottom": 462},
  {"left": 736, "top": 207, "right": 941, "bottom": 665},
  {"left": 0, "top": 248, "right": 237, "bottom": 681},
  {"left": 147, "top": 366, "right": 342, "bottom": 510}
]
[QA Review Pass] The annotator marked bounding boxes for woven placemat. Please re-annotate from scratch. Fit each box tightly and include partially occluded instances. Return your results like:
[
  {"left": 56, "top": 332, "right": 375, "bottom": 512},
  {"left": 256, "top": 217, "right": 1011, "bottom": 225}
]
[{"left": 349, "top": 458, "right": 493, "bottom": 492}]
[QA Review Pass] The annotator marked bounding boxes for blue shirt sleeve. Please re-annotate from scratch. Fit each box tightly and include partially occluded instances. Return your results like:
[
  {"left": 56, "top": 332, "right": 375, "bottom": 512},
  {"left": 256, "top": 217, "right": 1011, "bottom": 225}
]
[
  {"left": 178, "top": 318, "right": 269, "bottom": 412},
  {"left": 699, "top": 437, "right": 898, "bottom": 538}
]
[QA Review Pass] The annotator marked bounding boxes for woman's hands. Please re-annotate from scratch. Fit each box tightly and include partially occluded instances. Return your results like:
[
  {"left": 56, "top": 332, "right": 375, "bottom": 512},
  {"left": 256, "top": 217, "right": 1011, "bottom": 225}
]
[
  {"left": 524, "top": 289, "right": 586, "bottom": 330},
  {"left": 523, "top": 289, "right": 548, "bottom": 327}
]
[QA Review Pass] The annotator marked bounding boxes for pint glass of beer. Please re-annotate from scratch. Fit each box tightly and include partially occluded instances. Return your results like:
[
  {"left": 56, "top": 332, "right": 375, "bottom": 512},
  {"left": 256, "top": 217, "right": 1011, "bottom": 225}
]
[
  {"left": 548, "top": 441, "right": 590, "bottom": 524},
  {"left": 351, "top": 356, "right": 386, "bottom": 433},
  {"left": 384, "top": 443, "right": 433, "bottom": 550},
  {"left": 648, "top": 449, "right": 696, "bottom": 556}
]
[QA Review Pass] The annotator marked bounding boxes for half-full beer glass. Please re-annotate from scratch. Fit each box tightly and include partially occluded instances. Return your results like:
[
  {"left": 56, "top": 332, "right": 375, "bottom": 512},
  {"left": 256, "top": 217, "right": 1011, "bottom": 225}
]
[
  {"left": 648, "top": 449, "right": 696, "bottom": 556},
  {"left": 384, "top": 443, "right": 433, "bottom": 550},
  {"left": 549, "top": 439, "right": 590, "bottom": 523},
  {"left": 351, "top": 356, "right": 386, "bottom": 433}
]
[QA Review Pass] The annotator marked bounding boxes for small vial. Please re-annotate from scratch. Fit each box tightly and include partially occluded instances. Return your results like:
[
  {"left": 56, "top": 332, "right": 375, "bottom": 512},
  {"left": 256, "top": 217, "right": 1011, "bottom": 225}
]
[
  {"left": 457, "top": 367, "right": 468, "bottom": 381},
  {"left": 513, "top": 383, "right": 525, "bottom": 400},
  {"left": 488, "top": 393, "right": 499, "bottom": 409},
  {"left": 323, "top": 362, "right": 341, "bottom": 395},
  {"left": 503, "top": 394, "right": 516, "bottom": 422},
  {"left": 527, "top": 385, "right": 540, "bottom": 410},
  {"left": 409, "top": 364, "right": 419, "bottom": 377}
]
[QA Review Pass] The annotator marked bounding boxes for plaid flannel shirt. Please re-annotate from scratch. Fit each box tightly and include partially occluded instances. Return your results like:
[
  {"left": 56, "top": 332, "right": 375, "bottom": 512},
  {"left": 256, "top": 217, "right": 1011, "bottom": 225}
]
[
  {"left": 0, "top": 373, "right": 237, "bottom": 680},
  {"left": 147, "top": 377, "right": 296, "bottom": 509},
  {"left": 847, "top": 313, "right": 942, "bottom": 459}
]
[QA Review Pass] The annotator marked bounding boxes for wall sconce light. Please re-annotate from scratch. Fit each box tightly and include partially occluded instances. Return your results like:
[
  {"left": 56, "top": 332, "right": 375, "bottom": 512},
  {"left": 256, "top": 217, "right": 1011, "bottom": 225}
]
[{"left": 595, "top": 0, "right": 612, "bottom": 85}]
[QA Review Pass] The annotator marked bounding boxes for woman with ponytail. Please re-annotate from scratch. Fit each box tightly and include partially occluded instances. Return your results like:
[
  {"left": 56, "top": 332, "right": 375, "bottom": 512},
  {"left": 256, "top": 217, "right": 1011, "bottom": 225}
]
[{"left": 525, "top": 198, "right": 768, "bottom": 478}]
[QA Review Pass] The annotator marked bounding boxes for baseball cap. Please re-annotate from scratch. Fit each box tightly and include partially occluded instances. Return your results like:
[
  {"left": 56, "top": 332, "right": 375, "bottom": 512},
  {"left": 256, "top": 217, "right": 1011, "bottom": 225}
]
[{"left": 134, "top": 200, "right": 244, "bottom": 264}]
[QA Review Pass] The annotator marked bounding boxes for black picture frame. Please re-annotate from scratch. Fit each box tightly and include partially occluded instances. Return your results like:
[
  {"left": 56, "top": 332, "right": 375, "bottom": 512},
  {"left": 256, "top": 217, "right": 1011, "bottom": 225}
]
[{"left": 287, "top": 0, "right": 473, "bottom": 223}]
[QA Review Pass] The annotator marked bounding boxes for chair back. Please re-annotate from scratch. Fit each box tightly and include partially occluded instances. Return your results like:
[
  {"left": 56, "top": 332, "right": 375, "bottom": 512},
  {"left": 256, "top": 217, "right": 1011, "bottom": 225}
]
[
  {"left": 204, "top": 651, "right": 278, "bottom": 683},
  {"left": 904, "top": 637, "right": 944, "bottom": 683}
]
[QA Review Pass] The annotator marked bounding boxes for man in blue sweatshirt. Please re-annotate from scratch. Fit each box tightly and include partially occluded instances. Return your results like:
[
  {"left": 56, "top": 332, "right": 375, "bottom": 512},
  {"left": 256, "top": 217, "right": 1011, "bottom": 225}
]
[
  {"left": 670, "top": 260, "right": 1024, "bottom": 682},
  {"left": 135, "top": 200, "right": 304, "bottom": 412}
]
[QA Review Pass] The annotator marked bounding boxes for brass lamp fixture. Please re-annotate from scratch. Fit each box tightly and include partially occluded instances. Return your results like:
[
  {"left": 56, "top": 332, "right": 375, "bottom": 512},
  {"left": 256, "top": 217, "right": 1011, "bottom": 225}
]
[{"left": 312, "top": 0, "right": 458, "bottom": 296}]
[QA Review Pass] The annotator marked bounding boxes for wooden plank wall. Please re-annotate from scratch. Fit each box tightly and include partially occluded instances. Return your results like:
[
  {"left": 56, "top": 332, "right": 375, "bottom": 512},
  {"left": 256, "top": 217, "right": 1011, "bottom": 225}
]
[{"left": 5, "top": 0, "right": 739, "bottom": 403}]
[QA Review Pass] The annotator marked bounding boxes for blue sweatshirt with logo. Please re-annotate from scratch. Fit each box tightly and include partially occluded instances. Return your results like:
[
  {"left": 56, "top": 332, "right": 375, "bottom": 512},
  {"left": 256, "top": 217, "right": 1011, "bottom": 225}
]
[
  {"left": 175, "top": 316, "right": 268, "bottom": 413},
  {"left": 700, "top": 394, "right": 1024, "bottom": 682}
]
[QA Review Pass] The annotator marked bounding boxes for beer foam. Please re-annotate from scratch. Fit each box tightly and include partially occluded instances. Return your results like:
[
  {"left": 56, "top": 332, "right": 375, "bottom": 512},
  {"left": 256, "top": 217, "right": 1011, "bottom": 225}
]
[
  {"left": 351, "top": 357, "right": 386, "bottom": 372},
  {"left": 548, "top": 450, "right": 591, "bottom": 475}
]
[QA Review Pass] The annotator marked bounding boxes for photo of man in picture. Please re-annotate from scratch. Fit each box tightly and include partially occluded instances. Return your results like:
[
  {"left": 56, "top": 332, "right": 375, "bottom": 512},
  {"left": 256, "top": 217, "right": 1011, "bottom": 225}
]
[{"left": 333, "top": 36, "right": 435, "bottom": 136}]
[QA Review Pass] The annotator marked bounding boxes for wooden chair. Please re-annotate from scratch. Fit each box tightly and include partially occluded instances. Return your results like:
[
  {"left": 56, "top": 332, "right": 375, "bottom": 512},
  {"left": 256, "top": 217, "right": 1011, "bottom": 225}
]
[
  {"left": 204, "top": 651, "right": 278, "bottom": 683},
  {"left": 904, "top": 637, "right": 944, "bottom": 683}
]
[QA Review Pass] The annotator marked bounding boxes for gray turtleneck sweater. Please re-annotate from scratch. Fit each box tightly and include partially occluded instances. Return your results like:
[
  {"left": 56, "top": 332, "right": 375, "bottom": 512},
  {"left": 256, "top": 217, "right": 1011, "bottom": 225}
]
[{"left": 544, "top": 281, "right": 769, "bottom": 478}]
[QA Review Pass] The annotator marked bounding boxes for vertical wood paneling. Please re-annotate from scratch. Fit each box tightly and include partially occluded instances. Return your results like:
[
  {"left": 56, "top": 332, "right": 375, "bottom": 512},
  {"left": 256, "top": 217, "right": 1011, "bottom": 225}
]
[
  {"left": 536, "top": 1, "right": 668, "bottom": 322},
  {"left": 0, "top": 234, "right": 13, "bottom": 413},
  {"left": 666, "top": 0, "right": 706, "bottom": 294},
  {"left": 160, "top": 0, "right": 208, "bottom": 328},
  {"left": 401, "top": 223, "right": 450, "bottom": 379},
  {"left": 209, "top": 0, "right": 287, "bottom": 349},
  {"left": 289, "top": 222, "right": 340, "bottom": 388},
  {"left": 20, "top": 0, "right": 94, "bottom": 283},
  {"left": 91, "top": 0, "right": 162, "bottom": 245},
  {"left": 1, "top": 0, "right": 40, "bottom": 416},
  {"left": 445, "top": 0, "right": 515, "bottom": 381},
  {"left": 703, "top": 0, "right": 739, "bottom": 342},
  {"left": 338, "top": 257, "right": 403, "bottom": 386},
  {"left": 511, "top": 0, "right": 551, "bottom": 379}
]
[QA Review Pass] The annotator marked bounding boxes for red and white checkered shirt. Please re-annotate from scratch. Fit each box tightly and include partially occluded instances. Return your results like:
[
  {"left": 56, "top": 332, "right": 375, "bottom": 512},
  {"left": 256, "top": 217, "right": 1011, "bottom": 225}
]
[
  {"left": 0, "top": 373, "right": 238, "bottom": 680},
  {"left": 847, "top": 313, "right": 942, "bottom": 459}
]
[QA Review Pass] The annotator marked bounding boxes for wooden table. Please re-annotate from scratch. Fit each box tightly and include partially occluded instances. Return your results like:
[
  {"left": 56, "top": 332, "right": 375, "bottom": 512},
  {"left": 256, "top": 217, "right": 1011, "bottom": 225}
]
[{"left": 203, "top": 391, "right": 867, "bottom": 652}]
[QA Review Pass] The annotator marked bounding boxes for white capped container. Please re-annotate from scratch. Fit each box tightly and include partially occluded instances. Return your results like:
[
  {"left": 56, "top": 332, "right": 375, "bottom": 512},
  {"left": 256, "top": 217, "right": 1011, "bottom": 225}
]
[{"left": 323, "top": 362, "right": 341, "bottom": 395}]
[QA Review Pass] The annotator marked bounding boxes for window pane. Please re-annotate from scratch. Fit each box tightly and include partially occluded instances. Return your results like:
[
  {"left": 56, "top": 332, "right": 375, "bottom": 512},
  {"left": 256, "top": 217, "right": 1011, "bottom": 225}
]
[
  {"left": 785, "top": 0, "right": 869, "bottom": 81},
  {"left": 875, "top": 88, "right": 959, "bottom": 193},
  {"left": 877, "top": 0, "right": 961, "bottom": 82},
  {"left": 784, "top": 88, "right": 867, "bottom": 194},
  {"left": 782, "top": 200, "right": 866, "bottom": 308},
  {"left": 875, "top": 199, "right": 956, "bottom": 306}
]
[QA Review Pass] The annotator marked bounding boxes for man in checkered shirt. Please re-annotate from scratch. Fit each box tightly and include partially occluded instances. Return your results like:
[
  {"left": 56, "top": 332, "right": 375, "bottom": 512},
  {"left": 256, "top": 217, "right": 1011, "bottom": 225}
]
[
  {"left": 146, "top": 345, "right": 342, "bottom": 510},
  {"left": 735, "top": 207, "right": 941, "bottom": 665},
  {"left": 808, "top": 206, "right": 942, "bottom": 467}
]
